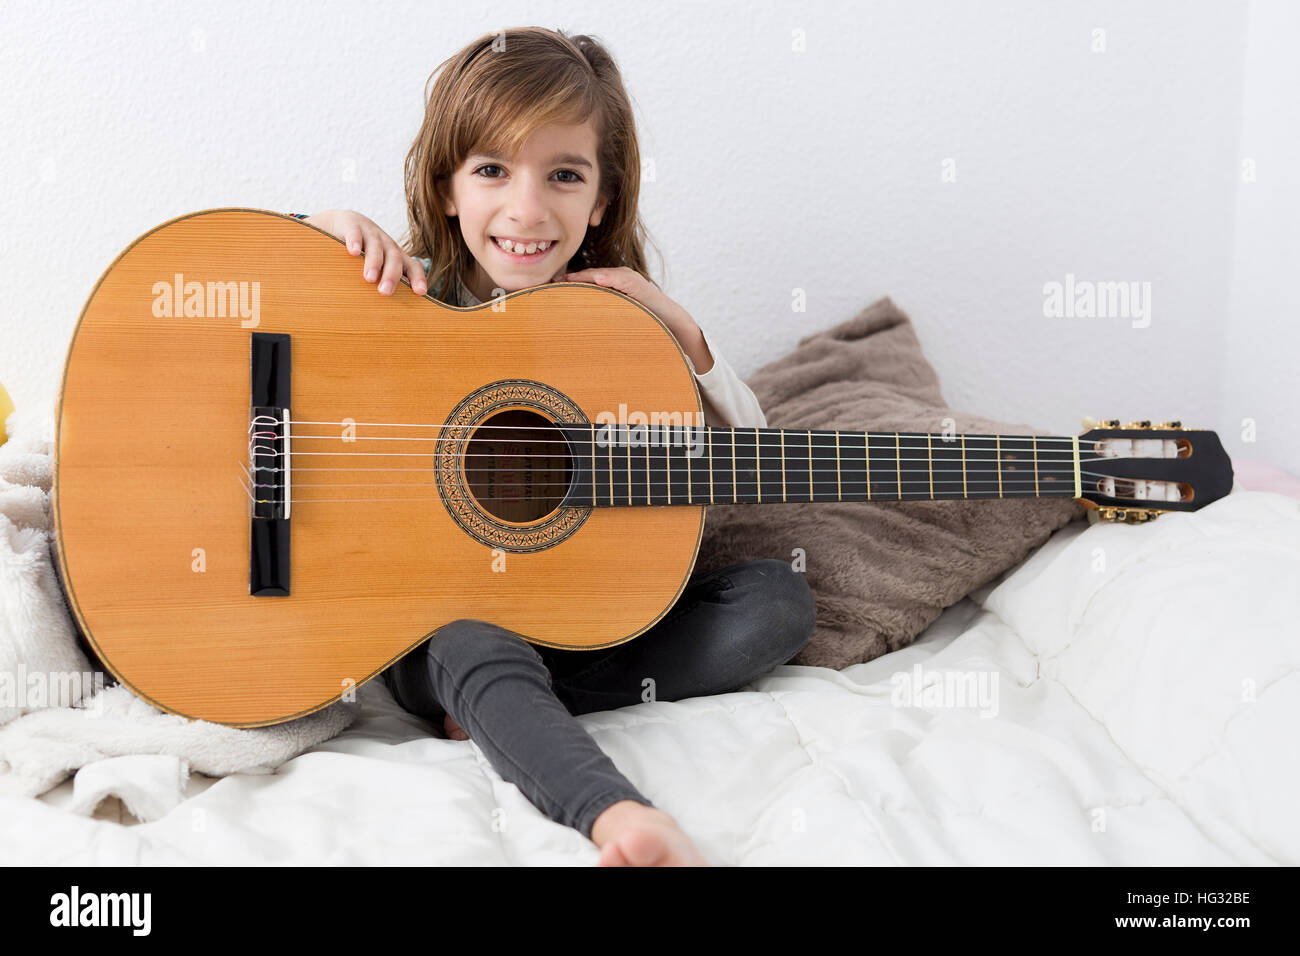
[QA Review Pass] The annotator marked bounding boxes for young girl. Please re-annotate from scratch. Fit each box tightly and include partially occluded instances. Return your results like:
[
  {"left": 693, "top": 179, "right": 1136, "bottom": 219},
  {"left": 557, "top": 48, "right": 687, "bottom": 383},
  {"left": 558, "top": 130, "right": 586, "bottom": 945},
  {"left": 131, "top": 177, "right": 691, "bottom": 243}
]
[{"left": 292, "top": 27, "right": 815, "bottom": 866}]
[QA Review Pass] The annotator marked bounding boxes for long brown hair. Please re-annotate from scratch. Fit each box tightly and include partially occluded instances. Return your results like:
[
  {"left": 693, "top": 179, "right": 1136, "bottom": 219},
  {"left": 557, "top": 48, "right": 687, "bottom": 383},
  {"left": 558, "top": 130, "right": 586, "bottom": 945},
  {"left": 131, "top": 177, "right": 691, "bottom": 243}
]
[{"left": 402, "top": 27, "right": 663, "bottom": 305}]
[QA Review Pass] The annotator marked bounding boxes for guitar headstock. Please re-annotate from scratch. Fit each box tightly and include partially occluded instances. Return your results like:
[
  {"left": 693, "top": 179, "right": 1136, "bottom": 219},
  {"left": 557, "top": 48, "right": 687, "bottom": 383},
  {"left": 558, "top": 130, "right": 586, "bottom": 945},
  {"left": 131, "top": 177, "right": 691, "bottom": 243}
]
[{"left": 1076, "top": 418, "right": 1234, "bottom": 523}]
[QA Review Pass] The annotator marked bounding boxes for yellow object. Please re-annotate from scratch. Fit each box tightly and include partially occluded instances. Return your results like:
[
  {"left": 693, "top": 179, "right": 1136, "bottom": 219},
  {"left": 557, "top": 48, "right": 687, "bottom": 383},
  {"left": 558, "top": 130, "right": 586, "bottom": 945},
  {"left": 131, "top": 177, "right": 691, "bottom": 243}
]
[{"left": 0, "top": 380, "right": 13, "bottom": 447}]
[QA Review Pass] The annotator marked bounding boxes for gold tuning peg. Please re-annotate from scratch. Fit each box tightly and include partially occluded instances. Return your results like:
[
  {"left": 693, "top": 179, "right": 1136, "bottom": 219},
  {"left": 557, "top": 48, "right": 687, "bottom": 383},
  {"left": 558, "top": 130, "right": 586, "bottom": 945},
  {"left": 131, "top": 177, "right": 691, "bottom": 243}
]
[
  {"left": 1122, "top": 420, "right": 1152, "bottom": 429},
  {"left": 1156, "top": 420, "right": 1184, "bottom": 430},
  {"left": 1081, "top": 416, "right": 1098, "bottom": 429},
  {"left": 1099, "top": 507, "right": 1161, "bottom": 524}
]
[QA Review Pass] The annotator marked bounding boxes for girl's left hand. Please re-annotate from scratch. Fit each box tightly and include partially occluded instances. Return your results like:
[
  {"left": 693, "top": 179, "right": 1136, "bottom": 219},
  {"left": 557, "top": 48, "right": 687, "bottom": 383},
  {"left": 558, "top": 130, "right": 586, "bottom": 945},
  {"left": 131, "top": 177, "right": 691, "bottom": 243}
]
[{"left": 560, "top": 267, "right": 689, "bottom": 328}]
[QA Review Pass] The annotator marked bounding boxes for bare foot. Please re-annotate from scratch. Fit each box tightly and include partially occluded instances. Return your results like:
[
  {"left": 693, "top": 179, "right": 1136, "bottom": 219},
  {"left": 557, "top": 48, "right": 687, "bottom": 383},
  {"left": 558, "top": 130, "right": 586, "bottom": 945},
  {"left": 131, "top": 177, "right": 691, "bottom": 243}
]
[
  {"left": 590, "top": 800, "right": 710, "bottom": 866},
  {"left": 443, "top": 714, "right": 469, "bottom": 741}
]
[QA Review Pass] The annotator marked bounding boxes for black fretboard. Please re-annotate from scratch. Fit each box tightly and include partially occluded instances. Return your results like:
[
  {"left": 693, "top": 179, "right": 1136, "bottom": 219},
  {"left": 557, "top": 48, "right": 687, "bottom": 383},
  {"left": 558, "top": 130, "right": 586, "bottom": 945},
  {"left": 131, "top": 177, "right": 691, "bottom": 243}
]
[{"left": 558, "top": 424, "right": 1080, "bottom": 507}]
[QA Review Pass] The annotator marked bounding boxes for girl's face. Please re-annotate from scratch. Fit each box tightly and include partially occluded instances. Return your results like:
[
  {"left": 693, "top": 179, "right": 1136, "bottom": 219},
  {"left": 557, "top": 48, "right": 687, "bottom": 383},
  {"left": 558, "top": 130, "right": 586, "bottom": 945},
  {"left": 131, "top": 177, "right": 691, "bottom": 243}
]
[{"left": 441, "top": 119, "right": 609, "bottom": 303}]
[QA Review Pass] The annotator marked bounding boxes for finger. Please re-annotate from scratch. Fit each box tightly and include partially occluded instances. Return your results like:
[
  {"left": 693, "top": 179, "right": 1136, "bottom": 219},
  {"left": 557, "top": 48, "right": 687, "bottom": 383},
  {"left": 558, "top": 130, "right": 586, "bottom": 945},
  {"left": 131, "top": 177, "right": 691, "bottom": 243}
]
[
  {"left": 361, "top": 229, "right": 385, "bottom": 283},
  {"left": 342, "top": 223, "right": 363, "bottom": 256},
  {"left": 564, "top": 270, "right": 610, "bottom": 284},
  {"left": 377, "top": 242, "right": 405, "bottom": 294},
  {"left": 405, "top": 256, "right": 428, "bottom": 295}
]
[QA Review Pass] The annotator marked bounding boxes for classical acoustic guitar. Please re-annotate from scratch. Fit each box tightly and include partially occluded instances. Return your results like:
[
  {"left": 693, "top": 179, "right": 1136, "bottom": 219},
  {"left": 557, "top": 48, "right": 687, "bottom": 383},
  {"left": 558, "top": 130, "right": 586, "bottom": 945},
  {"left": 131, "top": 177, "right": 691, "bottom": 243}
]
[{"left": 53, "top": 209, "right": 1234, "bottom": 727}]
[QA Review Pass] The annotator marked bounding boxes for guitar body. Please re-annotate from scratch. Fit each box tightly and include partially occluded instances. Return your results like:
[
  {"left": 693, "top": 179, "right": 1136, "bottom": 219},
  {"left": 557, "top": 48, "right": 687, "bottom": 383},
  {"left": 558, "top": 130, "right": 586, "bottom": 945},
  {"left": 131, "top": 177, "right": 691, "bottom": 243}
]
[{"left": 54, "top": 209, "right": 707, "bottom": 727}]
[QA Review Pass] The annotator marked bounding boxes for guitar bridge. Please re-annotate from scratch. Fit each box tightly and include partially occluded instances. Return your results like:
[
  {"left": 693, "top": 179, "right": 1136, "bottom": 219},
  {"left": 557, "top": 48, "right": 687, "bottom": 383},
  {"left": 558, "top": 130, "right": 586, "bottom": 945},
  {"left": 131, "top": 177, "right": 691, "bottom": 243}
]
[{"left": 249, "top": 332, "right": 291, "bottom": 596}]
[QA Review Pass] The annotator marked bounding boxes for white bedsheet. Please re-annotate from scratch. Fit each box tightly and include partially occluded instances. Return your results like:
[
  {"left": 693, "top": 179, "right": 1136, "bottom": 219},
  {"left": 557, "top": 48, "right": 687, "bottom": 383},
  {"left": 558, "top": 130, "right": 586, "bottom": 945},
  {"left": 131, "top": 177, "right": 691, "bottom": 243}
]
[{"left": 2, "top": 490, "right": 1296, "bottom": 865}]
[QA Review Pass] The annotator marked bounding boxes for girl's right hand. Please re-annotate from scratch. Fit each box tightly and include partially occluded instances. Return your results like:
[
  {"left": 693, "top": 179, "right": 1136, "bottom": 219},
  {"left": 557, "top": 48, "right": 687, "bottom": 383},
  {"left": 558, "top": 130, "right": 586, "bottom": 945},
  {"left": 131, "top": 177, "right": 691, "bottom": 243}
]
[{"left": 303, "top": 209, "right": 429, "bottom": 296}]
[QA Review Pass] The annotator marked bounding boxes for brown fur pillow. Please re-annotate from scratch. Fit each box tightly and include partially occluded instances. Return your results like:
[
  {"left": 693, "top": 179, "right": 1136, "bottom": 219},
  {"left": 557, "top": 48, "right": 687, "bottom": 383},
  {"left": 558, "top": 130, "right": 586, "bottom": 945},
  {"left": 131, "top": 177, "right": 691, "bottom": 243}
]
[{"left": 696, "top": 297, "right": 1085, "bottom": 669}]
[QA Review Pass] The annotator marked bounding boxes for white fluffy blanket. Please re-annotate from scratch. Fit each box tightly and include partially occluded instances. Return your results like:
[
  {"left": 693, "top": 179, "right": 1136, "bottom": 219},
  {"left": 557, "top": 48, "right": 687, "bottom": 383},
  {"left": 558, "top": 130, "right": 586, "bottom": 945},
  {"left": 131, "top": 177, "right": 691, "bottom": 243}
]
[{"left": 0, "top": 407, "right": 358, "bottom": 821}]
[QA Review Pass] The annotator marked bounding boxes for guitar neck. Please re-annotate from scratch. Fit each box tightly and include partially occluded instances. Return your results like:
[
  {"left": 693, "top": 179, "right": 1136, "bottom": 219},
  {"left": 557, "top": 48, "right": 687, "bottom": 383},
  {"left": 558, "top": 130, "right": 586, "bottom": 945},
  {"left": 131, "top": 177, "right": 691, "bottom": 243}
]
[{"left": 561, "top": 424, "right": 1082, "bottom": 507}]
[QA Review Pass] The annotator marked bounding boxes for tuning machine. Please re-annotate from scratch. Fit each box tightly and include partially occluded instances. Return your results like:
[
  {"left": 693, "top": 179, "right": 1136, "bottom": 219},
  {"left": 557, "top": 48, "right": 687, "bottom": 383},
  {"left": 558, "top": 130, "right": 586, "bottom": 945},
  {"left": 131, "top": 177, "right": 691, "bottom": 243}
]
[
  {"left": 1081, "top": 417, "right": 1187, "bottom": 431},
  {"left": 1095, "top": 506, "right": 1161, "bottom": 524}
]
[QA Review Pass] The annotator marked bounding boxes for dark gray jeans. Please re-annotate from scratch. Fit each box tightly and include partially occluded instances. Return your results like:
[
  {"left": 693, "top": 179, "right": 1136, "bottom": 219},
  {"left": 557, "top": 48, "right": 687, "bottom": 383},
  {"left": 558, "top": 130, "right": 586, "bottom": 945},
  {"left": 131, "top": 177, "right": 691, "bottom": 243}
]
[{"left": 382, "top": 558, "right": 816, "bottom": 839}]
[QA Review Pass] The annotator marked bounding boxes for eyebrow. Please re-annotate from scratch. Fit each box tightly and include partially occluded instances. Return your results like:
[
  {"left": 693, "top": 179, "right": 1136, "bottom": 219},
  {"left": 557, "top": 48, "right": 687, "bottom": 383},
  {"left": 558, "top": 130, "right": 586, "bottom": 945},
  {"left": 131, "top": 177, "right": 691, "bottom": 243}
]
[{"left": 471, "top": 150, "right": 593, "bottom": 169}]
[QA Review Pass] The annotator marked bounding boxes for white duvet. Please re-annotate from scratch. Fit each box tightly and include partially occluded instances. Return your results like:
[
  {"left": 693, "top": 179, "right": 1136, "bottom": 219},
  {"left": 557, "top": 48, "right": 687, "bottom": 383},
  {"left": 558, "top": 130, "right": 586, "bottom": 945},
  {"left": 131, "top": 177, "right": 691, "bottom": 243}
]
[{"left": 2, "top": 489, "right": 1296, "bottom": 865}]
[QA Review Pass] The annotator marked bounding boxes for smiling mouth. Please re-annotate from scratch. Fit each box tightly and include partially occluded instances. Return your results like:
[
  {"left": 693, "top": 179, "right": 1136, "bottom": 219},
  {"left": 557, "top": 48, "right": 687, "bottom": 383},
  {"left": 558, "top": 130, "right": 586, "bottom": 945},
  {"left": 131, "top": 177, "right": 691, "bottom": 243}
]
[{"left": 491, "top": 236, "right": 557, "bottom": 260}]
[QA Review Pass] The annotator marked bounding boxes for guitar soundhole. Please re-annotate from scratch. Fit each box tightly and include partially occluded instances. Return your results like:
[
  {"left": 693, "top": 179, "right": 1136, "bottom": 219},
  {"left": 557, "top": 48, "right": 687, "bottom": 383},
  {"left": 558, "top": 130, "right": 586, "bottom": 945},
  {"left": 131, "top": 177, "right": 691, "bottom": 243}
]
[{"left": 464, "top": 409, "right": 572, "bottom": 523}]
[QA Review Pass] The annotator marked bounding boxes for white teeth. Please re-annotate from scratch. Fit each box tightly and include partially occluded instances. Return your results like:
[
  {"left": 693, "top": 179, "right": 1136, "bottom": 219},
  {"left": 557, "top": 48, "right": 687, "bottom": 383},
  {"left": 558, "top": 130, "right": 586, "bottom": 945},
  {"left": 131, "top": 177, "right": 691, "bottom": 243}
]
[{"left": 495, "top": 237, "right": 551, "bottom": 254}]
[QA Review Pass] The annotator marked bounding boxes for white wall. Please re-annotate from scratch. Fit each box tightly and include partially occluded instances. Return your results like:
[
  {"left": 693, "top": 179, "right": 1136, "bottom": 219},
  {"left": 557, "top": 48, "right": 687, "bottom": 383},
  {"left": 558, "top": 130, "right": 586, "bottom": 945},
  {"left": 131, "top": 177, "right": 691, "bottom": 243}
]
[
  {"left": 1, "top": 0, "right": 1289, "bottom": 469},
  {"left": 1226, "top": 0, "right": 1300, "bottom": 475}
]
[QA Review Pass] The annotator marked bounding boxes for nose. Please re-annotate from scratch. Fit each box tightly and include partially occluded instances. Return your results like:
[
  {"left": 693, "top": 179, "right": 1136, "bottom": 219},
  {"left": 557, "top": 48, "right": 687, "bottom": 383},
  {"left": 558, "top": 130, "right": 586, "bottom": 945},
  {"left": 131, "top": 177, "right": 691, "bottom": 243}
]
[{"left": 504, "top": 173, "right": 550, "bottom": 230}]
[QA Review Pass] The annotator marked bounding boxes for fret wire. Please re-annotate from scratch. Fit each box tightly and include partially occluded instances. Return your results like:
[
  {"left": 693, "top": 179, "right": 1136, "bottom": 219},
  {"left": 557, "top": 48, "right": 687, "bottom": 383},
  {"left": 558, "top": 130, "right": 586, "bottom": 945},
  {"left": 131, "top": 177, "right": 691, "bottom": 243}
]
[
  {"left": 997, "top": 435, "right": 1003, "bottom": 498},
  {"left": 645, "top": 431, "right": 650, "bottom": 505},
  {"left": 666, "top": 425, "right": 671, "bottom": 505},
  {"left": 1072, "top": 434, "right": 1081, "bottom": 499},
  {"left": 708, "top": 426, "right": 714, "bottom": 503},
  {"left": 808, "top": 430, "right": 814, "bottom": 501},
  {"left": 590, "top": 425, "right": 596, "bottom": 507},
  {"left": 686, "top": 422, "right": 692, "bottom": 504},
  {"left": 927, "top": 433, "right": 934, "bottom": 500},
  {"left": 755, "top": 427, "right": 761, "bottom": 503},
  {"left": 774, "top": 426, "right": 785, "bottom": 502},
  {"left": 895, "top": 432, "right": 901, "bottom": 497},
  {"left": 1033, "top": 435, "right": 1039, "bottom": 496},
  {"left": 961, "top": 434, "right": 967, "bottom": 498},
  {"left": 732, "top": 429, "right": 737, "bottom": 503},
  {"left": 866, "top": 430, "right": 871, "bottom": 500}
]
